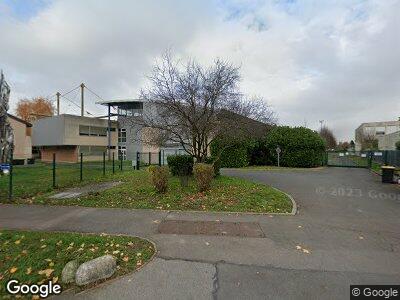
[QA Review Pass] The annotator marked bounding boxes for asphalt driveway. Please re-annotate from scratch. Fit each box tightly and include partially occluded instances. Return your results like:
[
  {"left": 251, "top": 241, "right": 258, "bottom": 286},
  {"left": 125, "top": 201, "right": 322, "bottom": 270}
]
[{"left": 1, "top": 167, "right": 399, "bottom": 299}]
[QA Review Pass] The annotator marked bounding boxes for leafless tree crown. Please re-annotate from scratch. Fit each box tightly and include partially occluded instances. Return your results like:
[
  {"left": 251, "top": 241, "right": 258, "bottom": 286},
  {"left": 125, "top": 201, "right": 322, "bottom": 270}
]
[{"left": 132, "top": 52, "right": 275, "bottom": 161}]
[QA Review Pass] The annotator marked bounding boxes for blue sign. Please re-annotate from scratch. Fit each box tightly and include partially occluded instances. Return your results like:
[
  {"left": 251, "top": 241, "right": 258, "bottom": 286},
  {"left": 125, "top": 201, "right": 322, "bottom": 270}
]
[{"left": 0, "top": 164, "right": 11, "bottom": 171}]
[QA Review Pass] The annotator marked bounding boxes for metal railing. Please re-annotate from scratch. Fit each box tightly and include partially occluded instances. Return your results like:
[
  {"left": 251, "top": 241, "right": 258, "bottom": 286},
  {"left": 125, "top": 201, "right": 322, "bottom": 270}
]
[{"left": 0, "top": 152, "right": 134, "bottom": 202}]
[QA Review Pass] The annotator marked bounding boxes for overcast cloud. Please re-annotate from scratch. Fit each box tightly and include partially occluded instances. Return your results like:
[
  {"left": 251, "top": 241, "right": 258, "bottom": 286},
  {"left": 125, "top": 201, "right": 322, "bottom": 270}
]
[{"left": 0, "top": 0, "right": 399, "bottom": 141}]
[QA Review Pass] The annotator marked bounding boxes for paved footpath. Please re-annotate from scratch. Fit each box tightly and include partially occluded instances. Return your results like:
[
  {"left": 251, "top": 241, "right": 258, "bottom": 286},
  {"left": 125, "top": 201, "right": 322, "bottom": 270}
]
[{"left": 1, "top": 167, "right": 400, "bottom": 299}]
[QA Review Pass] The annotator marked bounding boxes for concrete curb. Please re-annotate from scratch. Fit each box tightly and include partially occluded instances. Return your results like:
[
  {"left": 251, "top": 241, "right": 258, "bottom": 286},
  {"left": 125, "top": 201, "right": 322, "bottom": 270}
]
[
  {"left": 2, "top": 189, "right": 298, "bottom": 217},
  {"left": 23, "top": 229, "right": 159, "bottom": 298},
  {"left": 271, "top": 187, "right": 297, "bottom": 215},
  {"left": 73, "top": 233, "right": 158, "bottom": 296}
]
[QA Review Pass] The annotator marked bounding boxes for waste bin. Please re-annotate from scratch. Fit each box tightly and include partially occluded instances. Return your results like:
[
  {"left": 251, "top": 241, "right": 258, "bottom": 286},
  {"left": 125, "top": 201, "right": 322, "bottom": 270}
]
[{"left": 381, "top": 166, "right": 395, "bottom": 183}]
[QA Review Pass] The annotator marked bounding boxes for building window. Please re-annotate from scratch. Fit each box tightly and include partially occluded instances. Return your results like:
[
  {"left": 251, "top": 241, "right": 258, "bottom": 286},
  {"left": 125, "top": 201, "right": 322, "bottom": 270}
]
[
  {"left": 118, "top": 146, "right": 127, "bottom": 160},
  {"left": 375, "top": 126, "right": 385, "bottom": 135},
  {"left": 90, "top": 126, "right": 107, "bottom": 137},
  {"left": 79, "top": 125, "right": 90, "bottom": 136},
  {"left": 79, "top": 125, "right": 110, "bottom": 137},
  {"left": 118, "top": 128, "right": 126, "bottom": 143}
]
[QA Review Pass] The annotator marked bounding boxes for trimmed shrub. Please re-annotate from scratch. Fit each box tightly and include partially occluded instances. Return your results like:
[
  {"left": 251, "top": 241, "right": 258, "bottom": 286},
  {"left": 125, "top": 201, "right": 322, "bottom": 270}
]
[
  {"left": 204, "top": 156, "right": 221, "bottom": 177},
  {"left": 248, "top": 139, "right": 271, "bottom": 166},
  {"left": 193, "top": 163, "right": 214, "bottom": 192},
  {"left": 396, "top": 141, "right": 400, "bottom": 150},
  {"left": 265, "top": 126, "right": 325, "bottom": 167},
  {"left": 148, "top": 166, "right": 169, "bottom": 193},
  {"left": 167, "top": 155, "right": 194, "bottom": 176},
  {"left": 210, "top": 139, "right": 249, "bottom": 168}
]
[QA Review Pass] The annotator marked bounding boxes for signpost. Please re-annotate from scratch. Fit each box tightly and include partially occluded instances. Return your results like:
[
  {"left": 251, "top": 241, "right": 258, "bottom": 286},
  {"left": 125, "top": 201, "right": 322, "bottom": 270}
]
[{"left": 276, "top": 146, "right": 281, "bottom": 167}]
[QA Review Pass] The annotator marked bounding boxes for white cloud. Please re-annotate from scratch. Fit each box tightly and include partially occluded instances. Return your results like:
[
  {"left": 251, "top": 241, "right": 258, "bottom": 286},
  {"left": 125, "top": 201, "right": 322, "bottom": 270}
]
[{"left": 1, "top": 0, "right": 399, "bottom": 140}]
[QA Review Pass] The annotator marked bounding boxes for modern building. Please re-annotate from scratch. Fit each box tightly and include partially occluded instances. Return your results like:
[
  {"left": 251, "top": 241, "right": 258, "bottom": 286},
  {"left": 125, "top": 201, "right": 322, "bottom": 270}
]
[
  {"left": 8, "top": 114, "right": 33, "bottom": 164},
  {"left": 378, "top": 130, "right": 400, "bottom": 150},
  {"left": 355, "top": 119, "right": 400, "bottom": 151},
  {"left": 97, "top": 99, "right": 184, "bottom": 162},
  {"left": 32, "top": 114, "right": 118, "bottom": 163}
]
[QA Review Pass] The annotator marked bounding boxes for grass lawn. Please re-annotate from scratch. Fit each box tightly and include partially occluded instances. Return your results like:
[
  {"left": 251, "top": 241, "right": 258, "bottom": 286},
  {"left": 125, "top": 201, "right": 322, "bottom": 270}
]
[
  {"left": 0, "top": 230, "right": 154, "bottom": 298},
  {"left": 0, "top": 161, "right": 132, "bottom": 200},
  {"left": 15, "top": 170, "right": 292, "bottom": 214},
  {"left": 240, "top": 166, "right": 324, "bottom": 171}
]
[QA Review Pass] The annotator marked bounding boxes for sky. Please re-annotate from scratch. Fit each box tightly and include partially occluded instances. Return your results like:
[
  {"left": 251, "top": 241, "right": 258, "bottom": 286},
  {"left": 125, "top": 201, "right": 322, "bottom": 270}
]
[{"left": 0, "top": 0, "right": 399, "bottom": 141}]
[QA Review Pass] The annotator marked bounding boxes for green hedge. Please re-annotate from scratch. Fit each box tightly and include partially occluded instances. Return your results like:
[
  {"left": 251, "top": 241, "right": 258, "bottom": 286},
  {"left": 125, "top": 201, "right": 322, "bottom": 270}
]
[
  {"left": 265, "top": 126, "right": 325, "bottom": 167},
  {"left": 167, "top": 155, "right": 194, "bottom": 176},
  {"left": 210, "top": 139, "right": 249, "bottom": 168}
]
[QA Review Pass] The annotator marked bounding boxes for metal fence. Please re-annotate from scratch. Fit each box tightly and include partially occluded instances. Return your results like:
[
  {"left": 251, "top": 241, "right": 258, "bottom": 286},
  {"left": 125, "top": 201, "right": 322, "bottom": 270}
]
[
  {"left": 0, "top": 152, "right": 134, "bottom": 201},
  {"left": 135, "top": 149, "right": 186, "bottom": 169},
  {"left": 326, "top": 150, "right": 400, "bottom": 171},
  {"left": 370, "top": 150, "right": 400, "bottom": 168}
]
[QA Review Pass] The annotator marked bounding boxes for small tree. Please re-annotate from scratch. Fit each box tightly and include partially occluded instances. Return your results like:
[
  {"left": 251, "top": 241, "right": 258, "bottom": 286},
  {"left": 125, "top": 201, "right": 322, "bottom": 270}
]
[
  {"left": 337, "top": 141, "right": 350, "bottom": 151},
  {"left": 130, "top": 51, "right": 275, "bottom": 162},
  {"left": 359, "top": 133, "right": 379, "bottom": 150},
  {"left": 16, "top": 97, "right": 54, "bottom": 123},
  {"left": 319, "top": 126, "right": 337, "bottom": 149}
]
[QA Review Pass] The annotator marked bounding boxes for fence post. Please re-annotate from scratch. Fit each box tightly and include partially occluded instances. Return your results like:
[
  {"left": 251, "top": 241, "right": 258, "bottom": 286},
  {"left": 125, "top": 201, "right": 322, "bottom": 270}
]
[
  {"left": 383, "top": 150, "right": 388, "bottom": 166},
  {"left": 103, "top": 152, "right": 106, "bottom": 175},
  {"left": 52, "top": 153, "right": 56, "bottom": 188},
  {"left": 80, "top": 153, "right": 83, "bottom": 181},
  {"left": 136, "top": 152, "right": 140, "bottom": 170},
  {"left": 159, "top": 151, "right": 162, "bottom": 166},
  {"left": 120, "top": 156, "right": 123, "bottom": 171},
  {"left": 8, "top": 150, "right": 13, "bottom": 201},
  {"left": 112, "top": 152, "right": 115, "bottom": 174},
  {"left": 368, "top": 151, "right": 372, "bottom": 169},
  {"left": 149, "top": 152, "right": 151, "bottom": 165}
]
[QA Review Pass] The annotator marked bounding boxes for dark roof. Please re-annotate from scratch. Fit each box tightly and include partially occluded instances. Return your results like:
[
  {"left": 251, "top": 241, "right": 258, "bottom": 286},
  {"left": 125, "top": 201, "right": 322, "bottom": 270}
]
[{"left": 7, "top": 113, "right": 32, "bottom": 127}]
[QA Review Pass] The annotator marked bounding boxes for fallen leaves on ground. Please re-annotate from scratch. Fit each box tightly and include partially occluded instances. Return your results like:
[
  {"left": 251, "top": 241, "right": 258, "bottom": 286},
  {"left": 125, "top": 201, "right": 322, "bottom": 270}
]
[
  {"left": 38, "top": 269, "right": 54, "bottom": 278},
  {"left": 295, "top": 245, "right": 311, "bottom": 254}
]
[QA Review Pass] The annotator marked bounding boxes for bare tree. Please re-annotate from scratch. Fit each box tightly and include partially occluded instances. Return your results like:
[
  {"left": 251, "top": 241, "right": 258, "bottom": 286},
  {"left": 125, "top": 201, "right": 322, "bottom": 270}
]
[
  {"left": 359, "top": 133, "right": 379, "bottom": 150},
  {"left": 129, "top": 52, "right": 275, "bottom": 162},
  {"left": 319, "top": 126, "right": 337, "bottom": 149},
  {"left": 337, "top": 141, "right": 350, "bottom": 151}
]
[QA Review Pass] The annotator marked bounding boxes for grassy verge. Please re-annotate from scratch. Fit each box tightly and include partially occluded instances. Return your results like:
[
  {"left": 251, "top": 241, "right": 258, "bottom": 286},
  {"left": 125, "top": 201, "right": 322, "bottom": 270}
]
[
  {"left": 240, "top": 166, "right": 324, "bottom": 171},
  {"left": 0, "top": 161, "right": 133, "bottom": 200},
  {"left": 0, "top": 230, "right": 154, "bottom": 298},
  {"left": 17, "top": 170, "right": 292, "bottom": 214}
]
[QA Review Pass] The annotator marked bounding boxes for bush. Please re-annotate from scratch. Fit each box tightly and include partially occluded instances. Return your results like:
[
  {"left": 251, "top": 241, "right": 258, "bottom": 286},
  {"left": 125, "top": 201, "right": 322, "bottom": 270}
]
[
  {"left": 193, "top": 163, "right": 214, "bottom": 192},
  {"left": 265, "top": 126, "right": 325, "bottom": 167},
  {"left": 396, "top": 141, "right": 400, "bottom": 150},
  {"left": 210, "top": 139, "right": 249, "bottom": 168},
  {"left": 204, "top": 156, "right": 221, "bottom": 177},
  {"left": 248, "top": 139, "right": 270, "bottom": 166},
  {"left": 167, "top": 155, "right": 194, "bottom": 176},
  {"left": 148, "top": 166, "right": 169, "bottom": 193}
]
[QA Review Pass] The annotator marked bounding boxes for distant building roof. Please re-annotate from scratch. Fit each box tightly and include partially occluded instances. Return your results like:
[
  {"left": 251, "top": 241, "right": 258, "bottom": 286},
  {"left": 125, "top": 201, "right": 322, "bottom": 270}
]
[
  {"left": 356, "top": 120, "right": 400, "bottom": 130},
  {"left": 96, "top": 99, "right": 144, "bottom": 106},
  {"left": 7, "top": 113, "right": 32, "bottom": 127}
]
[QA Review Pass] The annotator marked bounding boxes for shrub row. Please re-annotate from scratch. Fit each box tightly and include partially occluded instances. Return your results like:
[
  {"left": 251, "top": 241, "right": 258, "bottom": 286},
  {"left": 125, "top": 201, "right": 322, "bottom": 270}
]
[
  {"left": 210, "top": 126, "right": 325, "bottom": 168},
  {"left": 149, "top": 162, "right": 215, "bottom": 193}
]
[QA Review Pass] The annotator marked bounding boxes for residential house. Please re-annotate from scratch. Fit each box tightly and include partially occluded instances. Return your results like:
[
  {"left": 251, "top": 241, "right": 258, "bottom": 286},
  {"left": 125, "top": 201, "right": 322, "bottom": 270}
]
[{"left": 7, "top": 114, "right": 33, "bottom": 164}]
